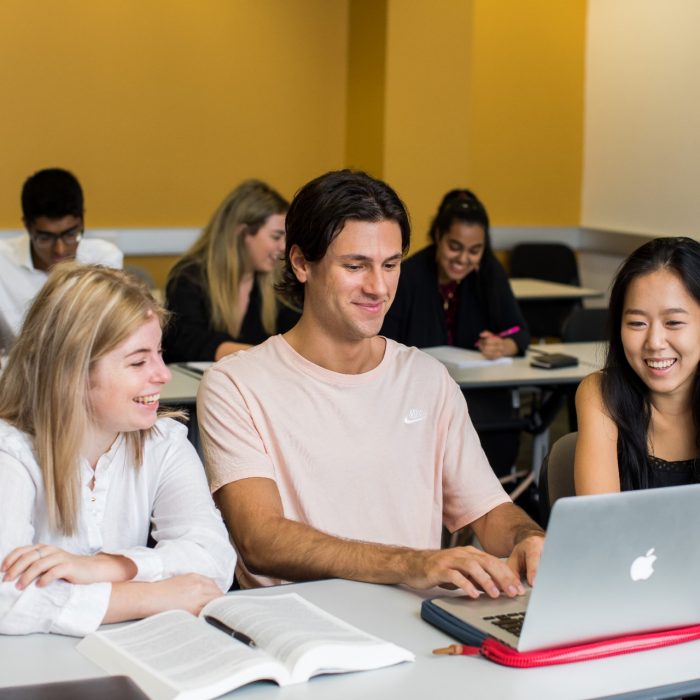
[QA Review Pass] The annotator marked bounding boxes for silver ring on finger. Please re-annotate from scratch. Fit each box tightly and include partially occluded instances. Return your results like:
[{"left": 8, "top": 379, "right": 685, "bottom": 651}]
[{"left": 36, "top": 547, "right": 45, "bottom": 559}]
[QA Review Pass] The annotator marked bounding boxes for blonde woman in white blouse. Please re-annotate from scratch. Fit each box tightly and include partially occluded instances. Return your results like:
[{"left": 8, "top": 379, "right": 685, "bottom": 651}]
[{"left": 0, "top": 263, "right": 235, "bottom": 635}]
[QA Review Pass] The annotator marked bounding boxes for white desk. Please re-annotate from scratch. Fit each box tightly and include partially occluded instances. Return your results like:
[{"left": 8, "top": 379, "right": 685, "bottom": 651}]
[
  {"left": 160, "top": 365, "right": 203, "bottom": 406},
  {"left": 446, "top": 342, "right": 605, "bottom": 491},
  {"left": 448, "top": 342, "right": 606, "bottom": 390},
  {"left": 510, "top": 278, "right": 603, "bottom": 301},
  {"left": 161, "top": 348, "right": 604, "bottom": 468},
  {"left": 159, "top": 365, "right": 207, "bottom": 451},
  {"left": 2, "top": 579, "right": 699, "bottom": 699},
  {"left": 162, "top": 345, "right": 605, "bottom": 404}
]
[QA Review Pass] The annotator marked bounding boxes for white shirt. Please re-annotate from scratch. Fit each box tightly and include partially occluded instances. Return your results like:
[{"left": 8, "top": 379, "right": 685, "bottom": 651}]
[
  {"left": 0, "top": 418, "right": 236, "bottom": 636},
  {"left": 0, "top": 235, "right": 123, "bottom": 347}
]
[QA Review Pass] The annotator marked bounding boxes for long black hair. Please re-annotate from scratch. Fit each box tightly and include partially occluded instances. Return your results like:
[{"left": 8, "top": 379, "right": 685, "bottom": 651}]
[
  {"left": 428, "top": 189, "right": 504, "bottom": 329},
  {"left": 603, "top": 236, "right": 700, "bottom": 490}
]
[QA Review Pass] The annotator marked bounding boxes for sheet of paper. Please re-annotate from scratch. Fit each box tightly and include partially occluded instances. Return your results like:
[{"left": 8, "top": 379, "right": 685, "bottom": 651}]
[{"left": 422, "top": 346, "right": 513, "bottom": 369}]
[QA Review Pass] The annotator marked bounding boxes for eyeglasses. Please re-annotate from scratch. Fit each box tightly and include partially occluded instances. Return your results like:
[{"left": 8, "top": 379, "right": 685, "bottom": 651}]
[{"left": 30, "top": 226, "right": 83, "bottom": 249}]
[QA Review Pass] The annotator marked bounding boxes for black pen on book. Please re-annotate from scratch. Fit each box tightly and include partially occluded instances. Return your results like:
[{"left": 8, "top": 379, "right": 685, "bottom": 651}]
[{"left": 204, "top": 615, "right": 257, "bottom": 648}]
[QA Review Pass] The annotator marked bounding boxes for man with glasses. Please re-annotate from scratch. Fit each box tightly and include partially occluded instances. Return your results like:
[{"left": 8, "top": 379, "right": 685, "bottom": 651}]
[{"left": 0, "top": 168, "right": 123, "bottom": 347}]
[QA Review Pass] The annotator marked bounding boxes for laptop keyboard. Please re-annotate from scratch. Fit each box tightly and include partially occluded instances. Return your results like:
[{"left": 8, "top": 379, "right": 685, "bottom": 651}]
[{"left": 483, "top": 611, "right": 526, "bottom": 638}]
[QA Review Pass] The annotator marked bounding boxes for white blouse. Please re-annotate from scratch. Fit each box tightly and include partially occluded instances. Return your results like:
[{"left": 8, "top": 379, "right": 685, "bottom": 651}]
[{"left": 0, "top": 417, "right": 235, "bottom": 636}]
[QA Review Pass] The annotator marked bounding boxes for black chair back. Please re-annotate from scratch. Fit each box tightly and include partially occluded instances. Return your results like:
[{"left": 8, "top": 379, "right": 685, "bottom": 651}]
[
  {"left": 562, "top": 308, "right": 608, "bottom": 342},
  {"left": 510, "top": 243, "right": 580, "bottom": 285},
  {"left": 510, "top": 243, "right": 581, "bottom": 338}
]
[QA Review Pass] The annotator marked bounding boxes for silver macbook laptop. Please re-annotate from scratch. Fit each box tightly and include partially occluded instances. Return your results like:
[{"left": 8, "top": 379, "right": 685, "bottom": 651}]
[{"left": 431, "top": 484, "right": 700, "bottom": 652}]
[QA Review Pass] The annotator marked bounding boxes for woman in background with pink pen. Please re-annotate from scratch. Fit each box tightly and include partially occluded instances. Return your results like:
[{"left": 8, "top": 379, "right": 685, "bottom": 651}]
[
  {"left": 382, "top": 189, "right": 530, "bottom": 477},
  {"left": 382, "top": 189, "right": 530, "bottom": 357}
]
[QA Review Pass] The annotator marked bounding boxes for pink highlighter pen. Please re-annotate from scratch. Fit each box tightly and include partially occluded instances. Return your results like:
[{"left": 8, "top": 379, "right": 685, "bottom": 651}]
[
  {"left": 475, "top": 325, "right": 521, "bottom": 348},
  {"left": 497, "top": 325, "right": 521, "bottom": 338}
]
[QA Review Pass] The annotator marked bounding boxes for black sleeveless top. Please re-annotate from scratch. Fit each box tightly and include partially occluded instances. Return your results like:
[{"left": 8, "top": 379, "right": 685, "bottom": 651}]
[{"left": 647, "top": 455, "right": 700, "bottom": 488}]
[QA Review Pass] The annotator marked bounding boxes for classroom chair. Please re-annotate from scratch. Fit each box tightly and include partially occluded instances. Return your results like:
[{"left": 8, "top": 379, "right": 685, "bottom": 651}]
[
  {"left": 562, "top": 307, "right": 609, "bottom": 343},
  {"left": 464, "top": 388, "right": 526, "bottom": 479},
  {"left": 538, "top": 431, "right": 578, "bottom": 526},
  {"left": 510, "top": 243, "right": 581, "bottom": 338}
]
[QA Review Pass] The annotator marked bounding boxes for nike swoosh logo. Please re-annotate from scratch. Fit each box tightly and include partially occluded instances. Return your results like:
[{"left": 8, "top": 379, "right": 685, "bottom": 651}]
[{"left": 404, "top": 409, "right": 427, "bottom": 424}]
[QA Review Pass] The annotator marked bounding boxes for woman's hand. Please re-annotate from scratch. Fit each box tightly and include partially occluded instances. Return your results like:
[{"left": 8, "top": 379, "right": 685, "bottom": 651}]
[
  {"left": 476, "top": 331, "right": 518, "bottom": 359},
  {"left": 1, "top": 544, "right": 137, "bottom": 589}
]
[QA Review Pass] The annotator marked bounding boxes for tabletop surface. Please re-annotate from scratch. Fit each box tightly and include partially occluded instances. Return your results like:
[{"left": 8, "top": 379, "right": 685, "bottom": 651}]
[
  {"left": 448, "top": 341, "right": 606, "bottom": 388},
  {"left": 510, "top": 278, "right": 603, "bottom": 300},
  {"left": 1, "top": 578, "right": 700, "bottom": 699},
  {"left": 161, "top": 343, "right": 606, "bottom": 403},
  {"left": 160, "top": 364, "right": 203, "bottom": 405}
]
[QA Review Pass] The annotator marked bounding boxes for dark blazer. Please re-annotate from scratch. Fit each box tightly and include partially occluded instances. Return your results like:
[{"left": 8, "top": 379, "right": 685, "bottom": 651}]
[
  {"left": 381, "top": 245, "right": 530, "bottom": 354},
  {"left": 163, "top": 263, "right": 299, "bottom": 363}
]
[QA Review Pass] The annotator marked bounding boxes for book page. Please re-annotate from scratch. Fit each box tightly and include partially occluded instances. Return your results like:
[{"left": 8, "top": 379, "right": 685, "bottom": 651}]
[
  {"left": 202, "top": 594, "right": 413, "bottom": 683},
  {"left": 78, "top": 610, "right": 289, "bottom": 700}
]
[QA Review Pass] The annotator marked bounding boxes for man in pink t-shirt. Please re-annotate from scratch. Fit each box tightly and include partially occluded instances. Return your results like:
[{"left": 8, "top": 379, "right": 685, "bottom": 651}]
[{"left": 198, "top": 170, "right": 544, "bottom": 593}]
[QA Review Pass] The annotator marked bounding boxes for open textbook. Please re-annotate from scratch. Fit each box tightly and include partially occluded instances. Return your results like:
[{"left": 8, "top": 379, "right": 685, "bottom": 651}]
[
  {"left": 77, "top": 593, "right": 414, "bottom": 700},
  {"left": 422, "top": 345, "right": 513, "bottom": 370}
]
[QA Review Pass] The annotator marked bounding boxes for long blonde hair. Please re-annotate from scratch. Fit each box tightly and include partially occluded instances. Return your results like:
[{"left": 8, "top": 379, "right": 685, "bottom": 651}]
[
  {"left": 0, "top": 263, "right": 174, "bottom": 536},
  {"left": 168, "top": 180, "right": 288, "bottom": 337}
]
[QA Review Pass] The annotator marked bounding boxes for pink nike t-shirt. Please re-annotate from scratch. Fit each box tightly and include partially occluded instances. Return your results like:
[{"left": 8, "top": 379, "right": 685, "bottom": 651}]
[{"left": 198, "top": 335, "right": 510, "bottom": 587}]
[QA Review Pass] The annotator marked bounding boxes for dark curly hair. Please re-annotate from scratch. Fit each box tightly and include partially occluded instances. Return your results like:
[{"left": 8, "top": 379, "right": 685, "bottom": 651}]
[
  {"left": 22, "top": 168, "right": 84, "bottom": 225},
  {"left": 276, "top": 170, "right": 410, "bottom": 309}
]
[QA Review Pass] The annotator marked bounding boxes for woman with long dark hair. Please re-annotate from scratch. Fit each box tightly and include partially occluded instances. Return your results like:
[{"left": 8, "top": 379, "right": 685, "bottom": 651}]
[
  {"left": 382, "top": 189, "right": 529, "bottom": 356},
  {"left": 575, "top": 237, "right": 700, "bottom": 493}
]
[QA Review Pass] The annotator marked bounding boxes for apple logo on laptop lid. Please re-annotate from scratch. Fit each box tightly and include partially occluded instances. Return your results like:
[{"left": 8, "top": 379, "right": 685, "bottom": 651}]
[{"left": 630, "top": 548, "right": 657, "bottom": 581}]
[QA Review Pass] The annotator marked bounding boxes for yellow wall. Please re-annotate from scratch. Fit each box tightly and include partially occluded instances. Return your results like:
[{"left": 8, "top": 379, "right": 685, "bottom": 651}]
[
  {"left": 1, "top": 0, "right": 585, "bottom": 262},
  {"left": 384, "top": 0, "right": 586, "bottom": 252},
  {"left": 384, "top": 0, "right": 474, "bottom": 250},
  {"left": 467, "top": 0, "right": 586, "bottom": 226},
  {"left": 124, "top": 255, "right": 180, "bottom": 290},
  {"left": 345, "top": 0, "right": 387, "bottom": 177},
  {"left": 0, "top": 0, "right": 348, "bottom": 228}
]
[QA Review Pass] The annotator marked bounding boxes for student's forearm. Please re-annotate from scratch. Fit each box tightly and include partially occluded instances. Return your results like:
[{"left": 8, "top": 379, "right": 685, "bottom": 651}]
[
  {"left": 103, "top": 574, "right": 222, "bottom": 624},
  {"left": 239, "top": 516, "right": 420, "bottom": 584},
  {"left": 93, "top": 553, "right": 138, "bottom": 582},
  {"left": 220, "top": 479, "right": 528, "bottom": 596},
  {"left": 472, "top": 503, "right": 544, "bottom": 557},
  {"left": 239, "top": 515, "right": 529, "bottom": 597},
  {"left": 103, "top": 582, "right": 157, "bottom": 623}
]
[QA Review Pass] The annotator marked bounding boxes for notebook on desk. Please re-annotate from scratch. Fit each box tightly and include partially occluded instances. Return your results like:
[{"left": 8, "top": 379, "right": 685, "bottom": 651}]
[{"left": 423, "top": 484, "right": 700, "bottom": 652}]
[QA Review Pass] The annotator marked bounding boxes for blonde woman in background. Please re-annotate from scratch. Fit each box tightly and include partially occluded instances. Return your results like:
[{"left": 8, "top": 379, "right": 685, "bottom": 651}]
[
  {"left": 0, "top": 264, "right": 235, "bottom": 636},
  {"left": 163, "top": 180, "right": 299, "bottom": 362}
]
